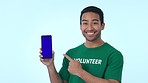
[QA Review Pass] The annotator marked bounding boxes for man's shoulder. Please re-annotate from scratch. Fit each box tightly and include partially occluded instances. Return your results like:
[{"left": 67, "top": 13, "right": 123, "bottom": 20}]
[
  {"left": 66, "top": 43, "right": 84, "bottom": 54},
  {"left": 70, "top": 43, "right": 84, "bottom": 50},
  {"left": 104, "top": 43, "right": 123, "bottom": 58},
  {"left": 105, "top": 43, "right": 121, "bottom": 52}
]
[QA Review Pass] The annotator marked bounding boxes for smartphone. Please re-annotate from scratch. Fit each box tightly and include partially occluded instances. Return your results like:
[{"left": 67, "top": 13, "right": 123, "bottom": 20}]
[{"left": 41, "top": 35, "right": 52, "bottom": 59}]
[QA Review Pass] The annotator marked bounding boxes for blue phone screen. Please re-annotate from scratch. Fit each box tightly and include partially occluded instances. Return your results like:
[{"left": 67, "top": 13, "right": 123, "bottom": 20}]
[{"left": 41, "top": 35, "right": 52, "bottom": 58}]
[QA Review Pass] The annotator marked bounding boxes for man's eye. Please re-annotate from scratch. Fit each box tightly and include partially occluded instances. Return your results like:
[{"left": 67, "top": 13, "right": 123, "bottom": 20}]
[
  {"left": 93, "top": 22, "right": 99, "bottom": 24},
  {"left": 83, "top": 22, "right": 88, "bottom": 25}
]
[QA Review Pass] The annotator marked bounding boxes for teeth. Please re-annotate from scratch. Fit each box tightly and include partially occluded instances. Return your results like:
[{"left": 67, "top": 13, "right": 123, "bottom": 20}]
[{"left": 87, "top": 32, "right": 94, "bottom": 35}]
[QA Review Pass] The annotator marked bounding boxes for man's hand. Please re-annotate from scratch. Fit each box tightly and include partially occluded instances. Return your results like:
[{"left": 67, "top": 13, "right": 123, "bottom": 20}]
[
  {"left": 63, "top": 54, "right": 83, "bottom": 76},
  {"left": 39, "top": 48, "right": 55, "bottom": 67}
]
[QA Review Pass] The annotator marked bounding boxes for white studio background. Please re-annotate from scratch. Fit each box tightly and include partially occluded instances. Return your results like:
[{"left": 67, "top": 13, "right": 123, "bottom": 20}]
[{"left": 0, "top": 0, "right": 148, "bottom": 83}]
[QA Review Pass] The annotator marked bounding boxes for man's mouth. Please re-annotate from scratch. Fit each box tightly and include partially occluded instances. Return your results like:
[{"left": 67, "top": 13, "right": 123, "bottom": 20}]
[
  {"left": 85, "top": 30, "right": 97, "bottom": 36},
  {"left": 86, "top": 32, "right": 95, "bottom": 35}
]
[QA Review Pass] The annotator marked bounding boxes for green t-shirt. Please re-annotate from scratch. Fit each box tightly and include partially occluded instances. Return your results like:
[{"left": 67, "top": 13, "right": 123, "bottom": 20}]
[{"left": 59, "top": 43, "right": 123, "bottom": 83}]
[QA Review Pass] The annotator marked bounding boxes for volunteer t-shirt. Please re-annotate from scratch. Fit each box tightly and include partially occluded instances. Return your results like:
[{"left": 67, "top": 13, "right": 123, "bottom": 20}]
[{"left": 59, "top": 43, "right": 123, "bottom": 83}]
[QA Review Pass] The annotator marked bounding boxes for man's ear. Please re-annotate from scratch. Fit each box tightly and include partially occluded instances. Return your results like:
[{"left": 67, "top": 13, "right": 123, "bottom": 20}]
[
  {"left": 80, "top": 24, "right": 82, "bottom": 30},
  {"left": 101, "top": 23, "right": 105, "bottom": 30}
]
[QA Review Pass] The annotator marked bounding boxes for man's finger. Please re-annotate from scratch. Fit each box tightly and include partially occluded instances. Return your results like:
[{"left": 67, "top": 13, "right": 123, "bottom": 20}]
[
  {"left": 63, "top": 54, "right": 73, "bottom": 62},
  {"left": 39, "top": 55, "right": 43, "bottom": 58}
]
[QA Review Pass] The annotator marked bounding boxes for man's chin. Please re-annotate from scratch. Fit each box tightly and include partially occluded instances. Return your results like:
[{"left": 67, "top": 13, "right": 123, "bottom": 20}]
[{"left": 86, "top": 37, "right": 96, "bottom": 42}]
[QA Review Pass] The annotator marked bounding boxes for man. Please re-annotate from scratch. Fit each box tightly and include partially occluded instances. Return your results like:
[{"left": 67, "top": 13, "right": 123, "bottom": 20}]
[{"left": 40, "top": 6, "right": 124, "bottom": 83}]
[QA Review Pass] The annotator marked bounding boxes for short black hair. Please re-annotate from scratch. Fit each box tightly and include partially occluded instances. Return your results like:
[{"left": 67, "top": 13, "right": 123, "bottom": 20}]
[{"left": 80, "top": 6, "right": 104, "bottom": 25}]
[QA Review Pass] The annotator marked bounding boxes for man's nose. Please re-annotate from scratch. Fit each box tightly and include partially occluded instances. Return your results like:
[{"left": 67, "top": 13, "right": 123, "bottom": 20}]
[{"left": 87, "top": 23, "right": 93, "bottom": 30}]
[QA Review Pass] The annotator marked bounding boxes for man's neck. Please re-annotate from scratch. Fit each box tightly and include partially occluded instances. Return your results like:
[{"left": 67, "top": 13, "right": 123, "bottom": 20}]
[{"left": 84, "top": 39, "right": 105, "bottom": 48}]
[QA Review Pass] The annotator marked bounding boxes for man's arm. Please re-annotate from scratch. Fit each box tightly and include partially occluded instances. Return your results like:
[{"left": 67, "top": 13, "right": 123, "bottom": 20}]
[
  {"left": 46, "top": 63, "right": 64, "bottom": 83},
  {"left": 40, "top": 49, "right": 67, "bottom": 83},
  {"left": 77, "top": 68, "right": 119, "bottom": 83},
  {"left": 64, "top": 54, "right": 119, "bottom": 83}
]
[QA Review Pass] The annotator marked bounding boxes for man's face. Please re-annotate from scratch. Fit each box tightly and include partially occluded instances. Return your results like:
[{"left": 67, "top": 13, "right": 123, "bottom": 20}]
[{"left": 80, "top": 12, "right": 105, "bottom": 42}]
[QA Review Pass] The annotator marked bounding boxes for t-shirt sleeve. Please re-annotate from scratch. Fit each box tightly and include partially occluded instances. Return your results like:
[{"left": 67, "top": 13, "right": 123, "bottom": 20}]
[
  {"left": 104, "top": 51, "right": 124, "bottom": 83},
  {"left": 59, "top": 51, "right": 70, "bottom": 81}
]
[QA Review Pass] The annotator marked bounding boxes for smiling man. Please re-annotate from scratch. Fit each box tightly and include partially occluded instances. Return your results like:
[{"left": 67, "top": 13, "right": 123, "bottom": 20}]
[{"left": 40, "top": 6, "right": 124, "bottom": 83}]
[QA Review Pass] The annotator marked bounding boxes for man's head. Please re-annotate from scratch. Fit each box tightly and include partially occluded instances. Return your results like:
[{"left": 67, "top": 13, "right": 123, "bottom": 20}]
[
  {"left": 80, "top": 6, "right": 105, "bottom": 42},
  {"left": 80, "top": 6, "right": 104, "bottom": 25}
]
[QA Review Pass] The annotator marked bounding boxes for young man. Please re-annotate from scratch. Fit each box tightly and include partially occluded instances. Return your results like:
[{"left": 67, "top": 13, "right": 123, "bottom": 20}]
[{"left": 40, "top": 6, "right": 124, "bottom": 83}]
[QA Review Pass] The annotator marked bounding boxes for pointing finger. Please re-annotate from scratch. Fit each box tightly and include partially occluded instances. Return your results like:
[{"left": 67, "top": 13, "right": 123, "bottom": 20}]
[{"left": 63, "top": 54, "right": 73, "bottom": 62}]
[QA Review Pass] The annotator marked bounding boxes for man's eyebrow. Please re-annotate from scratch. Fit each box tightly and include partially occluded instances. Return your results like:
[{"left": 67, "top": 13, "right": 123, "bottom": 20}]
[
  {"left": 92, "top": 19, "right": 99, "bottom": 21},
  {"left": 82, "top": 19, "right": 88, "bottom": 22},
  {"left": 81, "top": 19, "right": 99, "bottom": 22}
]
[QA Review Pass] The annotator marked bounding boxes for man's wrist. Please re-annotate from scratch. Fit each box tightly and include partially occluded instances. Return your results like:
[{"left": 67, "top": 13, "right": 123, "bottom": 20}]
[
  {"left": 76, "top": 69, "right": 85, "bottom": 78},
  {"left": 47, "top": 63, "right": 54, "bottom": 70}
]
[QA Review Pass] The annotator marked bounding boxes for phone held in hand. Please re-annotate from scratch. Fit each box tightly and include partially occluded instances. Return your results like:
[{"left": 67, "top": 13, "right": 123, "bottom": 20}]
[{"left": 41, "top": 35, "right": 52, "bottom": 59}]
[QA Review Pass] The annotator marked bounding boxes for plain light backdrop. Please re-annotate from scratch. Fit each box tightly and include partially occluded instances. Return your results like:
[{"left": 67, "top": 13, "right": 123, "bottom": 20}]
[{"left": 0, "top": 0, "right": 148, "bottom": 83}]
